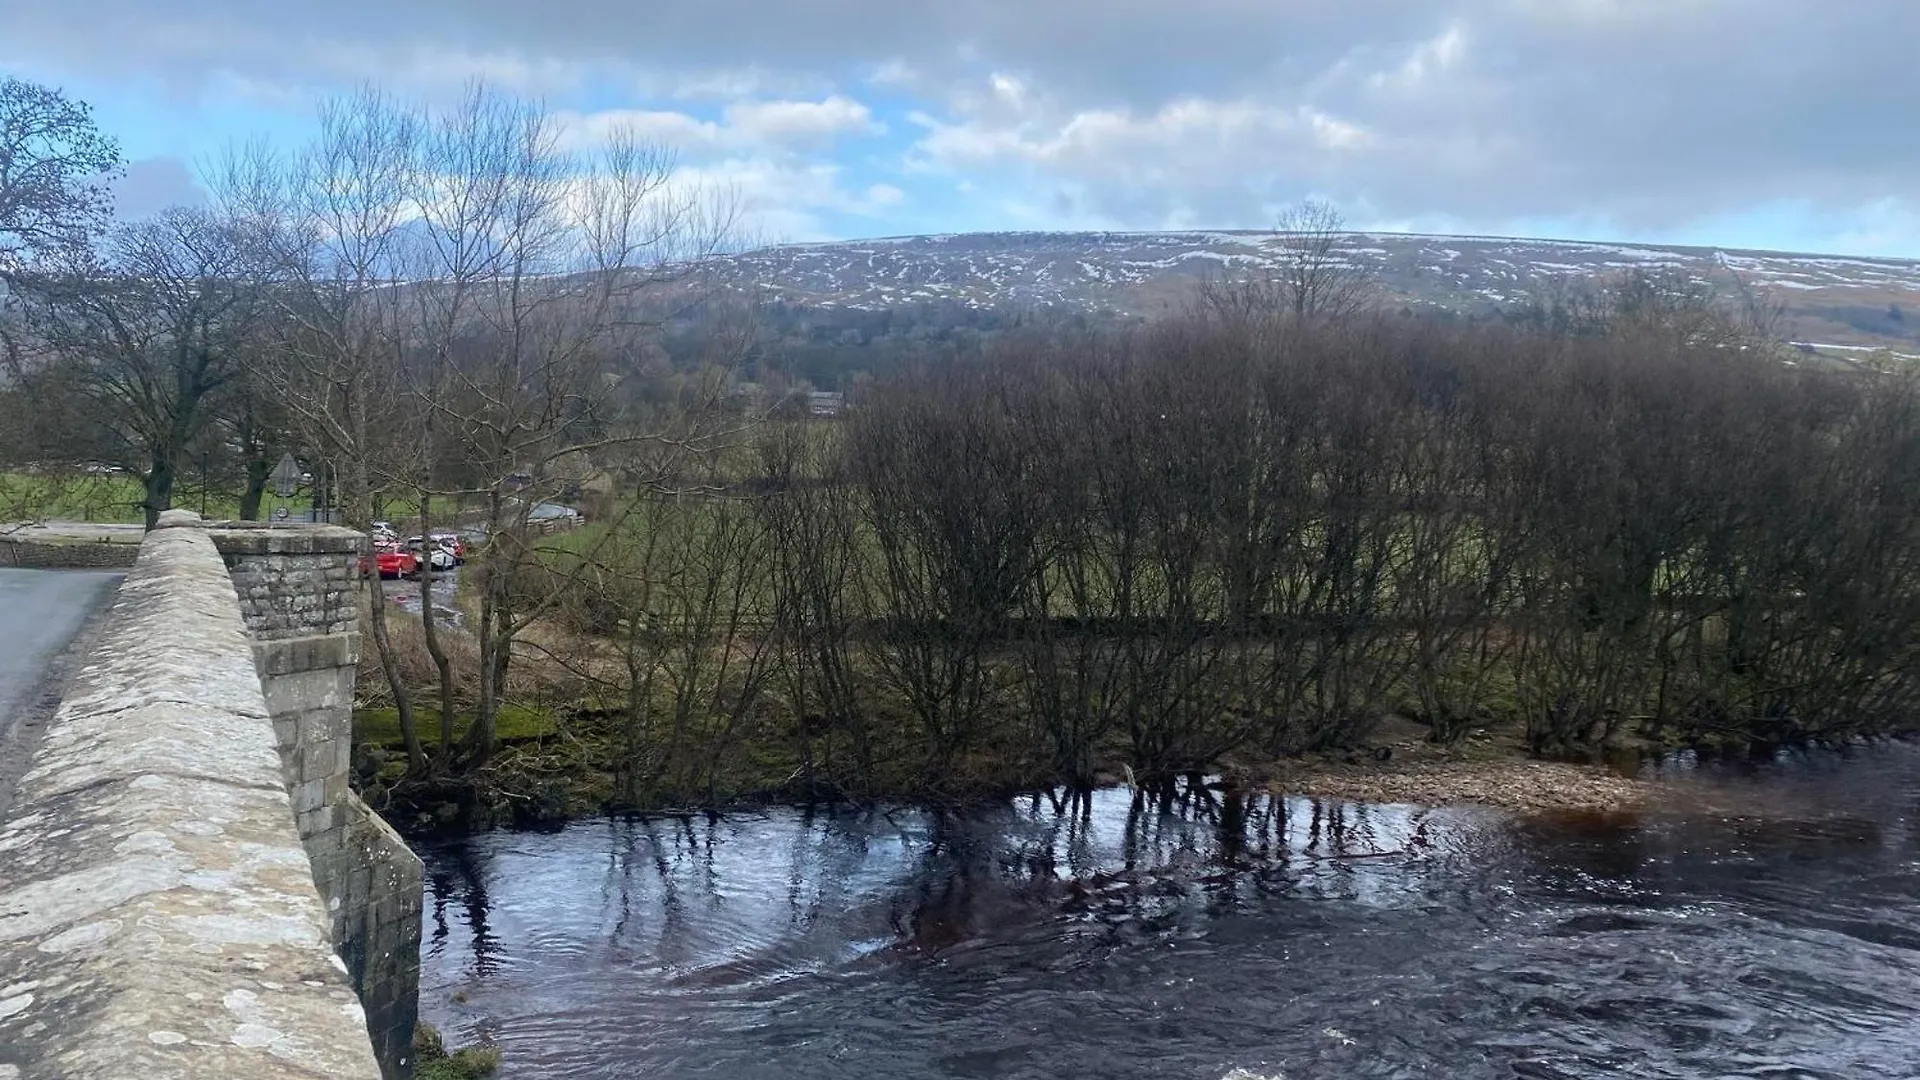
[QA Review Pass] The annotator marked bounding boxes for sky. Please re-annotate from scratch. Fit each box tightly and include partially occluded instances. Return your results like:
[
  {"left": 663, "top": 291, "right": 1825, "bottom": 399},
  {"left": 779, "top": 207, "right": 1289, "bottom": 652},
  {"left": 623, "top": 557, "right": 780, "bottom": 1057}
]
[{"left": 4, "top": 0, "right": 1918, "bottom": 256}]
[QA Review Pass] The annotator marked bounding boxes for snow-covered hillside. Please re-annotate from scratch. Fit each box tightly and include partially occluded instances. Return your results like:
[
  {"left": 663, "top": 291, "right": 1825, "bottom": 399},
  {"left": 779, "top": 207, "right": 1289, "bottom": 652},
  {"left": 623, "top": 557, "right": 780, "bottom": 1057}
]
[{"left": 715, "top": 231, "right": 1920, "bottom": 353}]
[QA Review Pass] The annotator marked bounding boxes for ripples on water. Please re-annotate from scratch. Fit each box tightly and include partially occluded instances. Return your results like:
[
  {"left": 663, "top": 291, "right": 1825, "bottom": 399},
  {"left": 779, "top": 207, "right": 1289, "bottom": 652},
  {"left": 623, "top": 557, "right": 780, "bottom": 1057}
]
[{"left": 419, "top": 744, "right": 1920, "bottom": 1079}]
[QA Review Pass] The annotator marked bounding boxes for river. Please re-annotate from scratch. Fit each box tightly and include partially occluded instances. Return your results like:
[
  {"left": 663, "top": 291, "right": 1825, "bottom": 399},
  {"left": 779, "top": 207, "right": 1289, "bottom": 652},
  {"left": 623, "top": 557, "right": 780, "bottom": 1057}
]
[{"left": 417, "top": 743, "right": 1920, "bottom": 1079}]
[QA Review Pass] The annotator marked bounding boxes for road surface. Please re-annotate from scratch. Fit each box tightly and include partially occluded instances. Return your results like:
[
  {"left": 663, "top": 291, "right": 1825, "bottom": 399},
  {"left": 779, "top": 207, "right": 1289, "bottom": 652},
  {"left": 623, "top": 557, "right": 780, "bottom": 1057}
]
[{"left": 0, "top": 568, "right": 123, "bottom": 814}]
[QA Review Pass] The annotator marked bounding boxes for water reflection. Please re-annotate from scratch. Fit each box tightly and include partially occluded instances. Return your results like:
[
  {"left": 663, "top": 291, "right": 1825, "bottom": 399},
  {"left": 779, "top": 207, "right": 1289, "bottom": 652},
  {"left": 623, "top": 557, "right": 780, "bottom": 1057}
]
[
  {"left": 420, "top": 745, "right": 1920, "bottom": 1080},
  {"left": 428, "top": 841, "right": 504, "bottom": 977}
]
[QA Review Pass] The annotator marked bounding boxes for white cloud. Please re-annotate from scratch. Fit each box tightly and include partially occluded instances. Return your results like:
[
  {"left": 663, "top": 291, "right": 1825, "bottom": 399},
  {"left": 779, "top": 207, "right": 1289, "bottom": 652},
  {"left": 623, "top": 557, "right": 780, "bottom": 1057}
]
[
  {"left": 912, "top": 90, "right": 1374, "bottom": 176},
  {"left": 868, "top": 59, "right": 919, "bottom": 88},
  {"left": 112, "top": 157, "right": 210, "bottom": 219},
  {"left": 558, "top": 108, "right": 726, "bottom": 152},
  {"left": 662, "top": 66, "right": 832, "bottom": 102},
  {"left": 556, "top": 97, "right": 883, "bottom": 157},
  {"left": 539, "top": 96, "right": 895, "bottom": 242},
  {"left": 672, "top": 159, "right": 908, "bottom": 243},
  {"left": 1370, "top": 23, "right": 1468, "bottom": 91},
  {"left": 864, "top": 183, "right": 906, "bottom": 208},
  {"left": 722, "top": 96, "right": 883, "bottom": 147},
  {"left": 319, "top": 42, "right": 600, "bottom": 100}
]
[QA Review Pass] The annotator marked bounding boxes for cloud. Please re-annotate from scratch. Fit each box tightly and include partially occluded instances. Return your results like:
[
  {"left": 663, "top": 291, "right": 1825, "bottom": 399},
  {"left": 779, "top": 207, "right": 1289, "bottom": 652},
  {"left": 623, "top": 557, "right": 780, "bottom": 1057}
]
[
  {"left": 664, "top": 67, "right": 833, "bottom": 102},
  {"left": 671, "top": 159, "right": 910, "bottom": 243},
  {"left": 3, "top": 0, "right": 1917, "bottom": 251},
  {"left": 111, "top": 157, "right": 209, "bottom": 220},
  {"left": 723, "top": 97, "right": 883, "bottom": 148},
  {"left": 557, "top": 97, "right": 882, "bottom": 156},
  {"left": 526, "top": 93, "right": 892, "bottom": 241},
  {"left": 558, "top": 109, "right": 726, "bottom": 152}
]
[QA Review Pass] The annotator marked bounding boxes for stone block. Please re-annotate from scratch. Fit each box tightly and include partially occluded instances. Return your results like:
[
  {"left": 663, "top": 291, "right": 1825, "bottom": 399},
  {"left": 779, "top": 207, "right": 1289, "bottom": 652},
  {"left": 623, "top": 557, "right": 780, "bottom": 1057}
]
[
  {"left": 292, "top": 775, "right": 329, "bottom": 814},
  {"left": 300, "top": 736, "right": 341, "bottom": 782},
  {"left": 323, "top": 770, "right": 351, "bottom": 806},
  {"left": 304, "top": 705, "right": 352, "bottom": 748},
  {"left": 297, "top": 803, "right": 336, "bottom": 839},
  {"left": 261, "top": 663, "right": 353, "bottom": 712}
]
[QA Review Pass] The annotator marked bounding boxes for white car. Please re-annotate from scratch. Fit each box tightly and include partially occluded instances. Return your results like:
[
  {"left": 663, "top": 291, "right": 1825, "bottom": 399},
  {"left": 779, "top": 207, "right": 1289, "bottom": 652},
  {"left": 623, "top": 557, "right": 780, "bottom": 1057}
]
[{"left": 404, "top": 536, "right": 459, "bottom": 571}]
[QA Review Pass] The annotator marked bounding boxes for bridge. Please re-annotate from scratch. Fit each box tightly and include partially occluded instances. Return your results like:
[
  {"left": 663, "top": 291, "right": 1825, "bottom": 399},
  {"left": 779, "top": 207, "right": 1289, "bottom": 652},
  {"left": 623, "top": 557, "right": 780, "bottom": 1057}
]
[{"left": 0, "top": 512, "right": 420, "bottom": 1079}]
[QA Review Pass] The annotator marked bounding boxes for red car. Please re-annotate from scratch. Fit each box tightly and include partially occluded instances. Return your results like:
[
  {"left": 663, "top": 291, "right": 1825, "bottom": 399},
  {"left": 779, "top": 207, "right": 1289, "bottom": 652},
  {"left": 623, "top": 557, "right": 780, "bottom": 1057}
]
[{"left": 361, "top": 543, "right": 418, "bottom": 579}]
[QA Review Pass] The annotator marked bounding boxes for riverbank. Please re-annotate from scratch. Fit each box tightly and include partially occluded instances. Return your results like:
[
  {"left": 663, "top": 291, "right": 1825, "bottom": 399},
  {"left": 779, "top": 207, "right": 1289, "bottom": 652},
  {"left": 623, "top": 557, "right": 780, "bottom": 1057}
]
[
  {"left": 1252, "top": 717, "right": 1656, "bottom": 814},
  {"left": 353, "top": 706, "right": 1663, "bottom": 836},
  {"left": 1267, "top": 751, "right": 1653, "bottom": 814}
]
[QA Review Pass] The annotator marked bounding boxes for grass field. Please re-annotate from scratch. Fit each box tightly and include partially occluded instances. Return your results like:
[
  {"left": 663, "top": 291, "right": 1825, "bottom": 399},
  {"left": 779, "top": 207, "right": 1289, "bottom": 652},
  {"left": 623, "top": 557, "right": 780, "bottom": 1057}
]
[
  {"left": 1, "top": 471, "right": 417, "bottom": 525},
  {"left": 1, "top": 473, "right": 147, "bottom": 522}
]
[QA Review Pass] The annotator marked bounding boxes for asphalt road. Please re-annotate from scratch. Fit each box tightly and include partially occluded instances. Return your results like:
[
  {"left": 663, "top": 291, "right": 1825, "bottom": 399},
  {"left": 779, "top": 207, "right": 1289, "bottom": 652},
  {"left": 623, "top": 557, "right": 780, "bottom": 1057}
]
[{"left": 0, "top": 568, "right": 123, "bottom": 814}]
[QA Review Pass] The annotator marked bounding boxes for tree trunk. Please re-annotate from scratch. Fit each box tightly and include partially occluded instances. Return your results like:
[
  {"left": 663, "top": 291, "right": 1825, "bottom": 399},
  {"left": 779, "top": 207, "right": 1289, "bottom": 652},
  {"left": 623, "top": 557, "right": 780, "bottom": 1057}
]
[
  {"left": 463, "top": 491, "right": 510, "bottom": 769},
  {"left": 238, "top": 456, "right": 272, "bottom": 521},
  {"left": 417, "top": 489, "right": 458, "bottom": 771},
  {"left": 141, "top": 453, "right": 176, "bottom": 529},
  {"left": 345, "top": 449, "right": 422, "bottom": 776},
  {"left": 364, "top": 573, "right": 424, "bottom": 775}
]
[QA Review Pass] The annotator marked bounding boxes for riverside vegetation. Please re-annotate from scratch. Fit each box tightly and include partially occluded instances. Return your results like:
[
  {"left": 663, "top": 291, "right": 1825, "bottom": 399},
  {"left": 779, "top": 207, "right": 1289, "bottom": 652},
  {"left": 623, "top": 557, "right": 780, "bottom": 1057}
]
[{"left": 352, "top": 302, "right": 1920, "bottom": 830}]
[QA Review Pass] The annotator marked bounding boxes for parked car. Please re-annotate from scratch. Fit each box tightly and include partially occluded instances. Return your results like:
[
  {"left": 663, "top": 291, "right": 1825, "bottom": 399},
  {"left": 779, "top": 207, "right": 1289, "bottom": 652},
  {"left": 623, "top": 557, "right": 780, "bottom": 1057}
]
[
  {"left": 403, "top": 534, "right": 464, "bottom": 569},
  {"left": 360, "top": 542, "right": 418, "bottom": 579},
  {"left": 430, "top": 533, "right": 470, "bottom": 563}
]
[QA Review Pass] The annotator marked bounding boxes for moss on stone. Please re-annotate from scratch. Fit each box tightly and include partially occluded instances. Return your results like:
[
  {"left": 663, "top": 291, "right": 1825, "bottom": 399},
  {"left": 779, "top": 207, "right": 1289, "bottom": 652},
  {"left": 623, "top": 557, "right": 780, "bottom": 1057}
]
[{"left": 413, "top": 1022, "right": 500, "bottom": 1080}]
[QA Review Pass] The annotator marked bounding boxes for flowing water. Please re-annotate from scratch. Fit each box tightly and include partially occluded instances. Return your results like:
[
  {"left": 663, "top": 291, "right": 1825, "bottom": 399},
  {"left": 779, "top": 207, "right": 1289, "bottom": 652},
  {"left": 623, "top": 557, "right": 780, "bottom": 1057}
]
[{"left": 418, "top": 744, "right": 1920, "bottom": 1079}]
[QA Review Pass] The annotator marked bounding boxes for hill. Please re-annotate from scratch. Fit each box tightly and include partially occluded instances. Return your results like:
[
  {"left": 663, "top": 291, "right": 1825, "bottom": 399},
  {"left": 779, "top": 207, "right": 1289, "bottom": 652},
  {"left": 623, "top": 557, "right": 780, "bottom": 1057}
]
[{"left": 720, "top": 231, "right": 1920, "bottom": 360}]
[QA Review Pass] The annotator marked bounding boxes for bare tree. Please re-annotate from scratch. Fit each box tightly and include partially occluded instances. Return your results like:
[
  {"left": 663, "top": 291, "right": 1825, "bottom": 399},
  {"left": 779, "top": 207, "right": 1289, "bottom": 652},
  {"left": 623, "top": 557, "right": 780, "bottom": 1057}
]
[
  {"left": 387, "top": 83, "right": 745, "bottom": 769},
  {"left": 0, "top": 80, "right": 127, "bottom": 525},
  {"left": 1272, "top": 199, "right": 1376, "bottom": 323},
  {"left": 7, "top": 206, "right": 276, "bottom": 526},
  {"left": 1196, "top": 199, "right": 1376, "bottom": 334},
  {"left": 221, "top": 88, "right": 431, "bottom": 770},
  {"left": 757, "top": 420, "right": 875, "bottom": 793},
  {"left": 226, "top": 82, "right": 747, "bottom": 776},
  {"left": 0, "top": 77, "right": 121, "bottom": 281}
]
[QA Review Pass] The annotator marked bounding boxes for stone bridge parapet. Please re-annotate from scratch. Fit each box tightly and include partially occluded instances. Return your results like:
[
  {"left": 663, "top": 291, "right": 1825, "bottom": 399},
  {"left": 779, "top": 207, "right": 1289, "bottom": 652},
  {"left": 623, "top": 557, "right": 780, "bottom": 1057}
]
[{"left": 0, "top": 511, "right": 419, "bottom": 1080}]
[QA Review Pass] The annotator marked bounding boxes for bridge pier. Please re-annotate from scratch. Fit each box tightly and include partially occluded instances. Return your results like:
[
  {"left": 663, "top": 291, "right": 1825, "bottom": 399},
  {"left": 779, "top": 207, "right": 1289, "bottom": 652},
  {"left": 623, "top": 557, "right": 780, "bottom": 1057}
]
[{"left": 212, "top": 523, "right": 422, "bottom": 1080}]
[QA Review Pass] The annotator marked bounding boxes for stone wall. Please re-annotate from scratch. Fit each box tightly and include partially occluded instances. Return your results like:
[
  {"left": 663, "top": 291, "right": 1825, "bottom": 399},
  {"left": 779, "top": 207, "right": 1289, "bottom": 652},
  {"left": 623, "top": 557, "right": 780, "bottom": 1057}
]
[
  {"left": 0, "top": 535, "right": 141, "bottom": 569},
  {"left": 210, "top": 523, "right": 422, "bottom": 1080},
  {"left": 0, "top": 513, "right": 382, "bottom": 1079}
]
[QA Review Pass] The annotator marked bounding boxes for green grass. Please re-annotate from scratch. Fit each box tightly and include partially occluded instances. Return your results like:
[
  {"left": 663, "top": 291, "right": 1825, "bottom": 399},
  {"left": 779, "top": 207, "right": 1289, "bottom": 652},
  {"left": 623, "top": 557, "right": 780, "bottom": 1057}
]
[
  {"left": 353, "top": 704, "right": 558, "bottom": 750},
  {"left": 1, "top": 473, "right": 145, "bottom": 522},
  {"left": 1, "top": 472, "right": 322, "bottom": 524}
]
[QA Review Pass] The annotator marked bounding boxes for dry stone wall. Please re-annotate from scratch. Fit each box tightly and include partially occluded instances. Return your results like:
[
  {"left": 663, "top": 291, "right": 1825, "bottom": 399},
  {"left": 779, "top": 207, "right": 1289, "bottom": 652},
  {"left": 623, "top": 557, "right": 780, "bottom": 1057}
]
[{"left": 0, "top": 535, "right": 140, "bottom": 569}]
